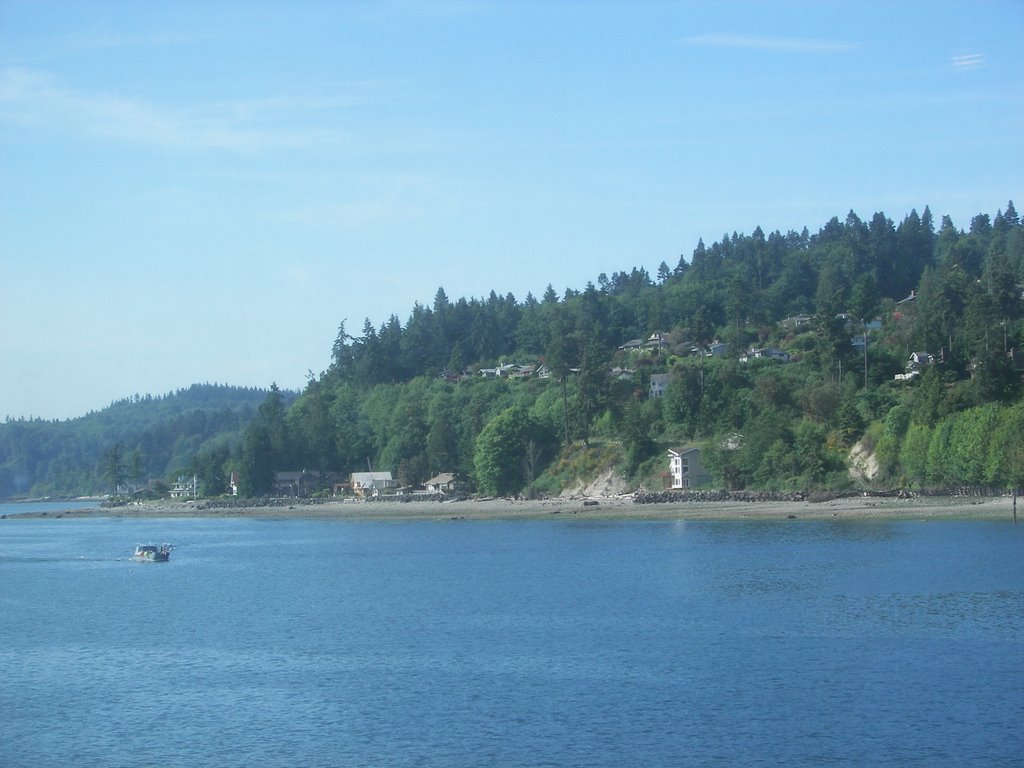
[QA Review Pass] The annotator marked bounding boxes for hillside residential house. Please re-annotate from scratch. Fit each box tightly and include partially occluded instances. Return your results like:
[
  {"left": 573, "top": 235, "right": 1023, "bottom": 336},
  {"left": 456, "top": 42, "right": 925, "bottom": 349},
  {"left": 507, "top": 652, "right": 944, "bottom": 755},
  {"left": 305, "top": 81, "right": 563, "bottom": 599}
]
[
  {"left": 609, "top": 366, "right": 635, "bottom": 382},
  {"left": 477, "top": 363, "right": 548, "bottom": 380},
  {"left": 740, "top": 347, "right": 790, "bottom": 363},
  {"left": 350, "top": 471, "right": 397, "bottom": 497},
  {"left": 643, "top": 333, "right": 669, "bottom": 352},
  {"left": 779, "top": 314, "right": 813, "bottom": 332},
  {"left": 705, "top": 341, "right": 730, "bottom": 357},
  {"left": 649, "top": 373, "right": 672, "bottom": 398},
  {"left": 896, "top": 350, "right": 940, "bottom": 381},
  {"left": 908, "top": 351, "right": 935, "bottom": 369},
  {"left": 619, "top": 333, "right": 668, "bottom": 354},
  {"left": 666, "top": 447, "right": 711, "bottom": 489},
  {"left": 479, "top": 363, "right": 517, "bottom": 378}
]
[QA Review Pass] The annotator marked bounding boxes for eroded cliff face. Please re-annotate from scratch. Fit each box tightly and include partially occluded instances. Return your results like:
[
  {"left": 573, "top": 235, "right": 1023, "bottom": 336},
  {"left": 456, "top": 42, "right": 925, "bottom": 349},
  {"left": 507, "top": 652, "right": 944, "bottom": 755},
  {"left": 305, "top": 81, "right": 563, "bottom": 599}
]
[
  {"left": 559, "top": 467, "right": 630, "bottom": 499},
  {"left": 848, "top": 439, "right": 880, "bottom": 483}
]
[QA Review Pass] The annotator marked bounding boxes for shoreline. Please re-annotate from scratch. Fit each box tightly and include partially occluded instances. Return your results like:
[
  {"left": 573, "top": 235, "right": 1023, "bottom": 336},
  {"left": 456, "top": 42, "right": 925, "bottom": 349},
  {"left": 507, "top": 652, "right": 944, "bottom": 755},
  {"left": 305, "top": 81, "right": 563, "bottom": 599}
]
[{"left": 2, "top": 494, "right": 1017, "bottom": 522}]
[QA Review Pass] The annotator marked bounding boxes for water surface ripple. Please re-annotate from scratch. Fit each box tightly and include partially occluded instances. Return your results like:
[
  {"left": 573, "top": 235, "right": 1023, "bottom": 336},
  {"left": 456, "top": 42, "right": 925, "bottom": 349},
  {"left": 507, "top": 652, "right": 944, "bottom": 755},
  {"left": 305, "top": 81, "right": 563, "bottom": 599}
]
[{"left": 1, "top": 515, "right": 1021, "bottom": 767}]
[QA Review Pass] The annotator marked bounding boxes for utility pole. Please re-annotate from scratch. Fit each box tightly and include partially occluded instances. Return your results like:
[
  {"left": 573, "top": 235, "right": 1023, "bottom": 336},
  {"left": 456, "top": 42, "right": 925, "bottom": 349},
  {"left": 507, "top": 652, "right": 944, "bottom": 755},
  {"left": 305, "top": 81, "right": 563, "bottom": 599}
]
[{"left": 863, "top": 320, "right": 869, "bottom": 389}]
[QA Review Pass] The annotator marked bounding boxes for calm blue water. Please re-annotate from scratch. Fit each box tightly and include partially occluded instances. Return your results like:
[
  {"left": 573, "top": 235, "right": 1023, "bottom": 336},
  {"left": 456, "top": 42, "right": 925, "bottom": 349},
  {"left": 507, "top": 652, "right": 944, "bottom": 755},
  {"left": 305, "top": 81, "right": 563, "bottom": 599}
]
[
  {"left": 1, "top": 511, "right": 1021, "bottom": 768},
  {"left": 0, "top": 499, "right": 102, "bottom": 516}
]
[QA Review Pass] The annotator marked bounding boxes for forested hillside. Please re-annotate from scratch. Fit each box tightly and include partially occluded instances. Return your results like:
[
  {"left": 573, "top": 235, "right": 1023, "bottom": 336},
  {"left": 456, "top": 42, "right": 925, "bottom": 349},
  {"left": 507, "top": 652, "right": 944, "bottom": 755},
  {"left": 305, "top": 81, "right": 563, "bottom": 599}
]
[
  {"left": 0, "top": 384, "right": 279, "bottom": 498},
  {"left": 5, "top": 203, "right": 1023, "bottom": 499},
  {"left": 236, "top": 203, "right": 1024, "bottom": 497}
]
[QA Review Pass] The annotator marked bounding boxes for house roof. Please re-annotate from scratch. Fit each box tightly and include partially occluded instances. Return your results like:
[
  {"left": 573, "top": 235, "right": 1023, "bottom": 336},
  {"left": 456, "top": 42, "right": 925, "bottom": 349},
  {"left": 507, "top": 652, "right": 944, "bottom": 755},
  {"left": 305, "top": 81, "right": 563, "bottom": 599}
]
[
  {"left": 350, "top": 471, "right": 393, "bottom": 485},
  {"left": 426, "top": 472, "right": 458, "bottom": 485},
  {"left": 668, "top": 446, "right": 701, "bottom": 457}
]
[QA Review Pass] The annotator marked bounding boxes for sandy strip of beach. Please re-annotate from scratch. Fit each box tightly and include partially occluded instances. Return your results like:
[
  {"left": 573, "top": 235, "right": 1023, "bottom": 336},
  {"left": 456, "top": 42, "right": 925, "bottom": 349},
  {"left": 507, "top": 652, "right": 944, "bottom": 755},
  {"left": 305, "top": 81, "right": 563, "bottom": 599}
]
[{"left": 5, "top": 494, "right": 1018, "bottom": 522}]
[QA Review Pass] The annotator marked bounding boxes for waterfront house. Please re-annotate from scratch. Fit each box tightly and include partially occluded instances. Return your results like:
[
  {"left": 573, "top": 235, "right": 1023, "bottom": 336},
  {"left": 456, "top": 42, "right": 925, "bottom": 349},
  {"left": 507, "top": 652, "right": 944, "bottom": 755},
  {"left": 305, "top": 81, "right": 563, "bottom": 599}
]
[
  {"left": 424, "top": 473, "right": 466, "bottom": 494},
  {"left": 350, "top": 471, "right": 397, "bottom": 498},
  {"left": 665, "top": 447, "right": 711, "bottom": 489},
  {"left": 272, "top": 470, "right": 334, "bottom": 498},
  {"left": 170, "top": 475, "right": 196, "bottom": 499}
]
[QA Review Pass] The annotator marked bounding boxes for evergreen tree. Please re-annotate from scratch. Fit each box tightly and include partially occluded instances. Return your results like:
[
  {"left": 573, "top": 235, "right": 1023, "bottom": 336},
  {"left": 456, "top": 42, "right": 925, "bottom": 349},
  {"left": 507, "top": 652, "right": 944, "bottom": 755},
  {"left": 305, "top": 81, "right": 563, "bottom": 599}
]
[
  {"left": 239, "top": 422, "right": 274, "bottom": 495},
  {"left": 238, "top": 384, "right": 291, "bottom": 495},
  {"left": 102, "top": 441, "right": 127, "bottom": 496}
]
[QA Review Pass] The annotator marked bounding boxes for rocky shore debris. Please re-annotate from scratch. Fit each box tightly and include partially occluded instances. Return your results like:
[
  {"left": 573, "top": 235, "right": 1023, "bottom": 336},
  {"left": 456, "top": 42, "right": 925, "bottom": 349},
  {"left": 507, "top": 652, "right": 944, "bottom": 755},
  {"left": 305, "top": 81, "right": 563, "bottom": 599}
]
[
  {"left": 632, "top": 486, "right": 1017, "bottom": 506},
  {"left": 632, "top": 489, "right": 809, "bottom": 504},
  {"left": 191, "top": 493, "right": 456, "bottom": 511}
]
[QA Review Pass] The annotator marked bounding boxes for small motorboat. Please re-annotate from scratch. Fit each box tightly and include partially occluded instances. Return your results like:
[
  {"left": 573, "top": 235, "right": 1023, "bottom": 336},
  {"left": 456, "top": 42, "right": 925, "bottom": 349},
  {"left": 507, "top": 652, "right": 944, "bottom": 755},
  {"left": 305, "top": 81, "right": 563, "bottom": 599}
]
[{"left": 133, "top": 543, "right": 172, "bottom": 562}]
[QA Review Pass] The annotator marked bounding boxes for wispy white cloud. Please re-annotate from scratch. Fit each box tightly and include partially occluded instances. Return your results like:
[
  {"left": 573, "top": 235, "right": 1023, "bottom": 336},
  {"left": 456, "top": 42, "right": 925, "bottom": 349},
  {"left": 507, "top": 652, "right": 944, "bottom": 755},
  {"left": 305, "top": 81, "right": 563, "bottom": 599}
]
[
  {"left": 951, "top": 53, "right": 985, "bottom": 70},
  {"left": 684, "top": 33, "right": 859, "bottom": 54},
  {"left": 282, "top": 174, "right": 456, "bottom": 233},
  {"left": 0, "top": 67, "right": 339, "bottom": 152},
  {"left": 3, "top": 26, "right": 221, "bottom": 68}
]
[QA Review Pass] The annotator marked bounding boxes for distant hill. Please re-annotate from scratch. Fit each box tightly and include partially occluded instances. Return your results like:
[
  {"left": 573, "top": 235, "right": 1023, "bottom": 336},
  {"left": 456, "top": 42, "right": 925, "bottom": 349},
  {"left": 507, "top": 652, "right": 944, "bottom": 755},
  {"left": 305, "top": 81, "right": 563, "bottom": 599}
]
[{"left": 0, "top": 383, "right": 292, "bottom": 498}]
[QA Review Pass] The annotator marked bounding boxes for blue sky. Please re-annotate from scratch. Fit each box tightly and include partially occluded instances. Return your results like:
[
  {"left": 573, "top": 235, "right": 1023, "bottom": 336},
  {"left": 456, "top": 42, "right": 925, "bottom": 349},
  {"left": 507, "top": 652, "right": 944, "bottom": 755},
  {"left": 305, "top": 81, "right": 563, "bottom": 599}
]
[{"left": 2, "top": 1, "right": 1021, "bottom": 420}]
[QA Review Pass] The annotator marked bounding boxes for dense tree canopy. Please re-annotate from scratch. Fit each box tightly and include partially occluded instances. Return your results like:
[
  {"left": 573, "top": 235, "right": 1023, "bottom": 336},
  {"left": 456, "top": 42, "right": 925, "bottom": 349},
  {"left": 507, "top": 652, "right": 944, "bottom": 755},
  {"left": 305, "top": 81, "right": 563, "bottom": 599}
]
[{"left": 0, "top": 384, "right": 274, "bottom": 498}]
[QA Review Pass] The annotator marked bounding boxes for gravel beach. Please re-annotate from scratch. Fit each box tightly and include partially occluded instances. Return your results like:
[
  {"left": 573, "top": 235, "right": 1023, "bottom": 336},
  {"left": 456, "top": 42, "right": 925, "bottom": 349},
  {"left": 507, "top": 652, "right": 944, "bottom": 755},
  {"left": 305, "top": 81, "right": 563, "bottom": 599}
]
[{"left": 5, "top": 493, "right": 1017, "bottom": 522}]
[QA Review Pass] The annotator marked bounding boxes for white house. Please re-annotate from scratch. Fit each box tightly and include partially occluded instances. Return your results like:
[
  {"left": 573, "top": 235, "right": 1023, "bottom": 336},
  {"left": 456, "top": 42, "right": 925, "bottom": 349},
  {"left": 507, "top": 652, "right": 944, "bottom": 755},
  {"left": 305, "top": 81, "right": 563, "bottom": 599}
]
[
  {"left": 170, "top": 475, "right": 196, "bottom": 499},
  {"left": 350, "top": 471, "right": 397, "bottom": 497},
  {"left": 740, "top": 347, "right": 790, "bottom": 363},
  {"left": 666, "top": 447, "right": 711, "bottom": 489}
]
